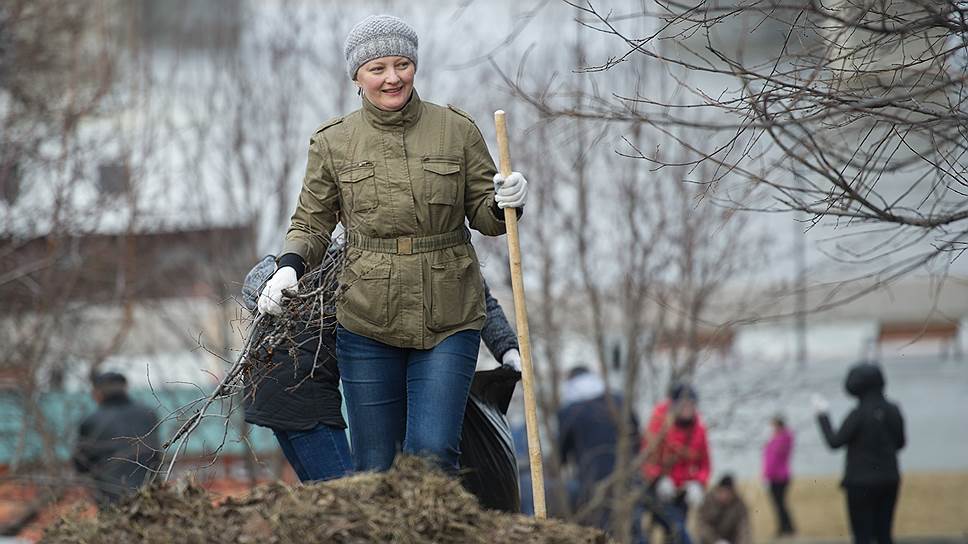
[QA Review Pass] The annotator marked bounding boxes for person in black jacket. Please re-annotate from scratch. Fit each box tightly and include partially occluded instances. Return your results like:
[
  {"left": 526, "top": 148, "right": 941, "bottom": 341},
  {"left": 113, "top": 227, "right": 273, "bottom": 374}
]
[
  {"left": 73, "top": 372, "right": 160, "bottom": 506},
  {"left": 812, "top": 362, "right": 906, "bottom": 544},
  {"left": 241, "top": 254, "right": 352, "bottom": 482},
  {"left": 241, "top": 254, "right": 521, "bottom": 483}
]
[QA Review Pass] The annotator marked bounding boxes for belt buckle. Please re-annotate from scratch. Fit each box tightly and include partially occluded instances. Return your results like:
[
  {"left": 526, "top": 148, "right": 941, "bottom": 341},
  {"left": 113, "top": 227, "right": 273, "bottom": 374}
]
[{"left": 397, "top": 237, "right": 413, "bottom": 255}]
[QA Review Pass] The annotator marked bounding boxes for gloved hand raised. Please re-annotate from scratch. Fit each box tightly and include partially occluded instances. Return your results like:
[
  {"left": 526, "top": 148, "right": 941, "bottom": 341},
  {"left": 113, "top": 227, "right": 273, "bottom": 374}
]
[
  {"left": 493, "top": 172, "right": 528, "bottom": 208},
  {"left": 811, "top": 393, "right": 830, "bottom": 415},
  {"left": 685, "top": 480, "right": 705, "bottom": 506},
  {"left": 257, "top": 266, "right": 298, "bottom": 316}
]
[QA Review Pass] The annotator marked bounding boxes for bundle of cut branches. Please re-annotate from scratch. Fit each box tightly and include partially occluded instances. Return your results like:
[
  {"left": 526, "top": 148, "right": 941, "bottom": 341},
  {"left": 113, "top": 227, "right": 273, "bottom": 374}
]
[{"left": 158, "top": 245, "right": 346, "bottom": 479}]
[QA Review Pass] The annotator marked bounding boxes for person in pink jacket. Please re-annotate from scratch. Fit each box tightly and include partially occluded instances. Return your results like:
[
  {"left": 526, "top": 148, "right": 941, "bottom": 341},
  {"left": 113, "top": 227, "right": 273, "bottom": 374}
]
[{"left": 763, "top": 414, "right": 796, "bottom": 537}]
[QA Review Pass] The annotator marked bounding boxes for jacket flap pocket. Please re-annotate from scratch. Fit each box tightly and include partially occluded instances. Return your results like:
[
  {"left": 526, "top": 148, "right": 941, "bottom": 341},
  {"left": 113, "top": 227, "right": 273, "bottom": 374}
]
[
  {"left": 339, "top": 163, "right": 375, "bottom": 183},
  {"left": 423, "top": 160, "right": 460, "bottom": 176},
  {"left": 430, "top": 256, "right": 472, "bottom": 274},
  {"left": 360, "top": 261, "right": 391, "bottom": 280}
]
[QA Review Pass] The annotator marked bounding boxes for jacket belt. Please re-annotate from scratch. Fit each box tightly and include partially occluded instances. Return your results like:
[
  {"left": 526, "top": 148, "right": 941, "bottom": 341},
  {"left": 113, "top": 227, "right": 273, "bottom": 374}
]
[{"left": 346, "top": 227, "right": 471, "bottom": 255}]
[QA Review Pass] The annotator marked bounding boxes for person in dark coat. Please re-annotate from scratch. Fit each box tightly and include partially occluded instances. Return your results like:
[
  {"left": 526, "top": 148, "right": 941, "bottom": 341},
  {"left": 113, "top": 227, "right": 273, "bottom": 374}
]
[
  {"left": 72, "top": 372, "right": 160, "bottom": 507},
  {"left": 558, "top": 366, "right": 642, "bottom": 541},
  {"left": 812, "top": 362, "right": 906, "bottom": 544},
  {"left": 242, "top": 254, "right": 352, "bottom": 482},
  {"left": 242, "top": 255, "right": 521, "bottom": 482}
]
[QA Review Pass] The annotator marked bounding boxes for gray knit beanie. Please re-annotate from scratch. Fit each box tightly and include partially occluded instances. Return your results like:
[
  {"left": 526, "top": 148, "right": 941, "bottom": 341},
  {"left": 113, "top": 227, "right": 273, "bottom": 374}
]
[{"left": 344, "top": 15, "right": 418, "bottom": 80}]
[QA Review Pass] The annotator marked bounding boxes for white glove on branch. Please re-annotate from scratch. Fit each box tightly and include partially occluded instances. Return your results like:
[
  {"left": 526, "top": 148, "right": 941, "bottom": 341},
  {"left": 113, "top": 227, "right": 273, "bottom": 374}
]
[
  {"left": 656, "top": 476, "right": 677, "bottom": 502},
  {"left": 257, "top": 266, "right": 298, "bottom": 316},
  {"left": 685, "top": 481, "right": 705, "bottom": 507},
  {"left": 811, "top": 393, "right": 830, "bottom": 414},
  {"left": 502, "top": 349, "right": 522, "bottom": 371},
  {"left": 493, "top": 171, "right": 528, "bottom": 208}
]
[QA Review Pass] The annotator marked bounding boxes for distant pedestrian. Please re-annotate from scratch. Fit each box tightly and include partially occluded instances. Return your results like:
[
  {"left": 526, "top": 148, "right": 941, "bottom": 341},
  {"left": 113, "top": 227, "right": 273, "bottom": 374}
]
[
  {"left": 812, "top": 362, "right": 906, "bottom": 544},
  {"left": 511, "top": 422, "right": 534, "bottom": 515},
  {"left": 557, "top": 366, "right": 642, "bottom": 541},
  {"left": 72, "top": 372, "right": 160, "bottom": 506},
  {"left": 696, "top": 474, "right": 752, "bottom": 544},
  {"left": 641, "top": 383, "right": 711, "bottom": 544},
  {"left": 762, "top": 414, "right": 796, "bottom": 537}
]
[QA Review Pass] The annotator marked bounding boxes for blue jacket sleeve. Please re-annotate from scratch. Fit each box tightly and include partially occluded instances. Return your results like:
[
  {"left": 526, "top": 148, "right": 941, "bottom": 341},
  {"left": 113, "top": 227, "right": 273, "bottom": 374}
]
[{"left": 480, "top": 280, "right": 519, "bottom": 361}]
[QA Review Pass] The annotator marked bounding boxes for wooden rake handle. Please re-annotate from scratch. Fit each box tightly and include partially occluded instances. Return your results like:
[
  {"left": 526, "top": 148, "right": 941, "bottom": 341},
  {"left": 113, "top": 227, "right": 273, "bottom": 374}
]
[{"left": 494, "top": 110, "right": 547, "bottom": 519}]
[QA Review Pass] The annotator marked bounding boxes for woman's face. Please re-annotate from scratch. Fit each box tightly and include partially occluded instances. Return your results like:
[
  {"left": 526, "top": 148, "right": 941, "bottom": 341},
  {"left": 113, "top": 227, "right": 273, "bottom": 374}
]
[
  {"left": 355, "top": 56, "right": 415, "bottom": 111},
  {"left": 673, "top": 399, "right": 696, "bottom": 422}
]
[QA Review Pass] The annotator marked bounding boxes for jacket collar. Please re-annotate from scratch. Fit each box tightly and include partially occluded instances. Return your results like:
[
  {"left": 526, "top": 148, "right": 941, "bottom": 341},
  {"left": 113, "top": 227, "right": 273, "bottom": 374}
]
[
  {"left": 361, "top": 89, "right": 422, "bottom": 130},
  {"left": 100, "top": 392, "right": 131, "bottom": 406}
]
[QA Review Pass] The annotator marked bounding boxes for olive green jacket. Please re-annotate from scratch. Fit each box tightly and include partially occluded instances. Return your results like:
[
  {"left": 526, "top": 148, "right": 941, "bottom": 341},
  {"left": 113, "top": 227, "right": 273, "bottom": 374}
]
[{"left": 282, "top": 91, "right": 507, "bottom": 349}]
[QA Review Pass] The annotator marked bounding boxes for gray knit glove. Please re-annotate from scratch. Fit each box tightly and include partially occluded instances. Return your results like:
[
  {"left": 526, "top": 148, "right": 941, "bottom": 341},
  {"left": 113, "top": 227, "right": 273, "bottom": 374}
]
[{"left": 241, "top": 255, "right": 276, "bottom": 312}]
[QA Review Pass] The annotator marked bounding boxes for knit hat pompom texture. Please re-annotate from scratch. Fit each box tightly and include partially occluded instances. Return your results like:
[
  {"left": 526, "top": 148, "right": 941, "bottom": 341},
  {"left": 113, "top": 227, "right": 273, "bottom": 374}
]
[{"left": 345, "top": 15, "right": 418, "bottom": 80}]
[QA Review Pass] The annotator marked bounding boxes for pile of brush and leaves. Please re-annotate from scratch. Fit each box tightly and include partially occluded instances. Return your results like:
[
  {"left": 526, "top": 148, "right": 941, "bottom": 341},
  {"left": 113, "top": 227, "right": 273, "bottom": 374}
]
[{"left": 43, "top": 457, "right": 606, "bottom": 543}]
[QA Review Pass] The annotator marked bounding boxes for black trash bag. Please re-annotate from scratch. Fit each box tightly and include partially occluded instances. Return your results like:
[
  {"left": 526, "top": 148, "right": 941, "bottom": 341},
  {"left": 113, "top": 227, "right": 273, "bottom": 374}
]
[{"left": 459, "top": 364, "right": 521, "bottom": 513}]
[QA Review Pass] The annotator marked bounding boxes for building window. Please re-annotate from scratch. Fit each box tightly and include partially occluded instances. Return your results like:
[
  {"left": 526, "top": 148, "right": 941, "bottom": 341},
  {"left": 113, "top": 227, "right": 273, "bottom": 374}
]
[
  {"left": 140, "top": 0, "right": 242, "bottom": 52},
  {"left": 98, "top": 162, "right": 130, "bottom": 196},
  {"left": 0, "top": 157, "right": 20, "bottom": 205}
]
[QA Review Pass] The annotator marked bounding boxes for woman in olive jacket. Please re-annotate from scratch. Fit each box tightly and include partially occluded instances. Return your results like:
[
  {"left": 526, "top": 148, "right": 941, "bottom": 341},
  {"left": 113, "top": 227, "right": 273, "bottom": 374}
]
[{"left": 256, "top": 15, "right": 529, "bottom": 473}]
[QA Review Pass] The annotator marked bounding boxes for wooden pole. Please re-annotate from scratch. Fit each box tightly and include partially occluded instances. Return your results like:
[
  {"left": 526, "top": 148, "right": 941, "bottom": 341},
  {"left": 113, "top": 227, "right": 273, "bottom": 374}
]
[{"left": 494, "top": 110, "right": 547, "bottom": 518}]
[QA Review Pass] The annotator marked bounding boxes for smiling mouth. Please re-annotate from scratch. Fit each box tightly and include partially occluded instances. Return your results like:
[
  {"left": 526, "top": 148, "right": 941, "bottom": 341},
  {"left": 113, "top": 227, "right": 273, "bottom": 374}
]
[{"left": 383, "top": 87, "right": 403, "bottom": 94}]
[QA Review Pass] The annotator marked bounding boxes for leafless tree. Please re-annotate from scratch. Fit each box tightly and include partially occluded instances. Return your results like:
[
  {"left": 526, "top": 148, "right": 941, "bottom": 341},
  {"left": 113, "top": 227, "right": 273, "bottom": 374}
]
[
  {"left": 0, "top": 1, "right": 153, "bottom": 522},
  {"left": 479, "top": 17, "right": 773, "bottom": 540},
  {"left": 0, "top": 0, "right": 367, "bottom": 501},
  {"left": 508, "top": 0, "right": 967, "bottom": 312}
]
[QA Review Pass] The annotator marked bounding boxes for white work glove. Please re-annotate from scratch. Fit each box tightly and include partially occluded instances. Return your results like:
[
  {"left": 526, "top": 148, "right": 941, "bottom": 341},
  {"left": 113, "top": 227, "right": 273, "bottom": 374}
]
[
  {"left": 811, "top": 393, "right": 830, "bottom": 414},
  {"left": 656, "top": 476, "right": 677, "bottom": 502},
  {"left": 493, "top": 171, "right": 528, "bottom": 208},
  {"left": 502, "top": 349, "right": 522, "bottom": 371},
  {"left": 685, "top": 481, "right": 705, "bottom": 507},
  {"left": 257, "top": 266, "right": 298, "bottom": 316}
]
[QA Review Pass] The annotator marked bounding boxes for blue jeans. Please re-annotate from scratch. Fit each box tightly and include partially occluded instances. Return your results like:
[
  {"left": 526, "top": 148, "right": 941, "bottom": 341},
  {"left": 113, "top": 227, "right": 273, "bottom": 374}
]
[
  {"left": 655, "top": 498, "right": 692, "bottom": 544},
  {"left": 336, "top": 326, "right": 480, "bottom": 473},
  {"left": 272, "top": 423, "right": 353, "bottom": 482}
]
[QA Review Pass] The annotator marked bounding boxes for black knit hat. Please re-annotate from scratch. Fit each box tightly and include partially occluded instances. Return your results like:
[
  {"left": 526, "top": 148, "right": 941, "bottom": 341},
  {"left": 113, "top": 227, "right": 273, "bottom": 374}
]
[
  {"left": 92, "top": 371, "right": 127, "bottom": 387},
  {"left": 669, "top": 382, "right": 698, "bottom": 402}
]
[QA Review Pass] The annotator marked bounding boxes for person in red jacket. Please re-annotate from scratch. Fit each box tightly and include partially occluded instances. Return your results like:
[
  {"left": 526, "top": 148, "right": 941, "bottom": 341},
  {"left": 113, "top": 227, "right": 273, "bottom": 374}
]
[{"left": 641, "top": 383, "right": 711, "bottom": 544}]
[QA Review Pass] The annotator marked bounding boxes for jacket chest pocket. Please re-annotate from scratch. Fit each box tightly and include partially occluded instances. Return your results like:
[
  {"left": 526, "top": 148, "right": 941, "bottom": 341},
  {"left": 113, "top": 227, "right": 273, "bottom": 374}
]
[
  {"left": 422, "top": 156, "right": 461, "bottom": 206},
  {"left": 338, "top": 161, "right": 378, "bottom": 212}
]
